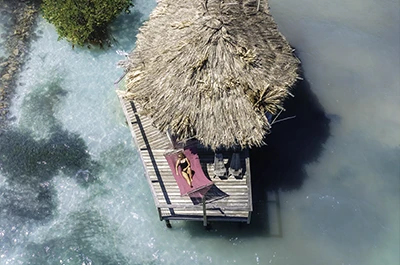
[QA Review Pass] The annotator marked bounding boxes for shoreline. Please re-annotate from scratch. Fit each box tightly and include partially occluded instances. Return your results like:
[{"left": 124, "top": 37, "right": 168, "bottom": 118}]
[{"left": 0, "top": 0, "right": 40, "bottom": 130}]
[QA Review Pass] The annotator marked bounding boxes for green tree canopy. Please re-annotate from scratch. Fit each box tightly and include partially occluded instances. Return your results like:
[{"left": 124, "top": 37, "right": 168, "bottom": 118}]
[{"left": 42, "top": 0, "right": 133, "bottom": 47}]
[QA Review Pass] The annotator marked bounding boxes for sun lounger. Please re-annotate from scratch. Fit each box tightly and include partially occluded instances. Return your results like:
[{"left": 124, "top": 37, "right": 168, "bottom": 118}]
[
  {"left": 213, "top": 152, "right": 227, "bottom": 179},
  {"left": 164, "top": 146, "right": 213, "bottom": 197},
  {"left": 228, "top": 152, "right": 243, "bottom": 178}
]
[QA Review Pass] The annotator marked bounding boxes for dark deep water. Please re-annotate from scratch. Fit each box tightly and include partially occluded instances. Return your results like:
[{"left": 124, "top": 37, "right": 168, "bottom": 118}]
[{"left": 0, "top": 0, "right": 399, "bottom": 264}]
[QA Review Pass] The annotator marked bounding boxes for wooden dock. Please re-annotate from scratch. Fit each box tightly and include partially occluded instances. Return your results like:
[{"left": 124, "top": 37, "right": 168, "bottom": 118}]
[{"left": 118, "top": 93, "right": 253, "bottom": 227}]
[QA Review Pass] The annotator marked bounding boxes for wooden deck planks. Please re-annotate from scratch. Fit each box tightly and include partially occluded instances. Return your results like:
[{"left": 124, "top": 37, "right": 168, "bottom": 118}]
[{"left": 118, "top": 93, "right": 253, "bottom": 225}]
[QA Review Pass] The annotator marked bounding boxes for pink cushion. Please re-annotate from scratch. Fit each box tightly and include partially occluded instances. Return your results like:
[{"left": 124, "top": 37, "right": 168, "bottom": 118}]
[{"left": 164, "top": 146, "right": 213, "bottom": 197}]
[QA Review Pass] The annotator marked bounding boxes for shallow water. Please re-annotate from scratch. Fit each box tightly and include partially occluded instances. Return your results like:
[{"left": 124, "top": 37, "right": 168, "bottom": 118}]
[
  {"left": 1, "top": 0, "right": 399, "bottom": 264},
  {"left": 0, "top": 3, "right": 12, "bottom": 59}
]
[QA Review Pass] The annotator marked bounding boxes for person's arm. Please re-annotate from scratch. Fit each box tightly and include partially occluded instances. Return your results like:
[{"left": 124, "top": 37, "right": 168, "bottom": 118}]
[
  {"left": 186, "top": 158, "right": 191, "bottom": 168},
  {"left": 175, "top": 160, "right": 179, "bottom": 175}
]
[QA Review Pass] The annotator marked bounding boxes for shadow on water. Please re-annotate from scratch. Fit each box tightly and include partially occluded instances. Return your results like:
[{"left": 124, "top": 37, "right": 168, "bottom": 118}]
[
  {"left": 0, "top": 126, "right": 100, "bottom": 221},
  {"left": 247, "top": 73, "right": 331, "bottom": 236},
  {"left": 186, "top": 73, "right": 331, "bottom": 236},
  {"left": 0, "top": 78, "right": 100, "bottom": 222},
  {"left": 251, "top": 74, "right": 331, "bottom": 191},
  {"left": 0, "top": 127, "right": 99, "bottom": 186}
]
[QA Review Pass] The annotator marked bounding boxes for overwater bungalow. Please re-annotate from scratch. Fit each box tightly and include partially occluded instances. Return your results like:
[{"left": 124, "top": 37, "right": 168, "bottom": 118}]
[{"left": 116, "top": 0, "right": 299, "bottom": 227}]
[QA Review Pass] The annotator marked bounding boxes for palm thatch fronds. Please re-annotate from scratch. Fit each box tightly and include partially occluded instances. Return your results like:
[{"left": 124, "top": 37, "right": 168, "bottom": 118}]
[{"left": 118, "top": 0, "right": 300, "bottom": 150}]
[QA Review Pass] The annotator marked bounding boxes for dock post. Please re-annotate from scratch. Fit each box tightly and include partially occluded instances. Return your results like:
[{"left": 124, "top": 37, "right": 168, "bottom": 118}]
[
  {"left": 157, "top": 208, "right": 162, "bottom": 221},
  {"left": 247, "top": 211, "right": 252, "bottom": 224},
  {"left": 202, "top": 196, "right": 207, "bottom": 227},
  {"left": 165, "top": 220, "right": 172, "bottom": 228}
]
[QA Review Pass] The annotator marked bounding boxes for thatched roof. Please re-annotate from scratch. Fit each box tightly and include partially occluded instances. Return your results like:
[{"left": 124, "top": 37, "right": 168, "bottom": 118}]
[{"left": 118, "top": 0, "right": 300, "bottom": 150}]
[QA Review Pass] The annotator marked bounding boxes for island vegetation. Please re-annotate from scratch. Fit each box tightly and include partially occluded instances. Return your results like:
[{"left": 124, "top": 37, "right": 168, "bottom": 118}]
[{"left": 41, "top": 0, "right": 133, "bottom": 47}]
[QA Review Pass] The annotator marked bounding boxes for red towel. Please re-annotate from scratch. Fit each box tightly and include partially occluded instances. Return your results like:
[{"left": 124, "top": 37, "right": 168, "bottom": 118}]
[{"left": 164, "top": 146, "right": 213, "bottom": 197}]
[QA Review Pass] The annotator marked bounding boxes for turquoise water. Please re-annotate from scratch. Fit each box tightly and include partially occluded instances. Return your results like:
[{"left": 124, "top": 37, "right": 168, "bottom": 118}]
[{"left": 1, "top": 0, "right": 399, "bottom": 264}]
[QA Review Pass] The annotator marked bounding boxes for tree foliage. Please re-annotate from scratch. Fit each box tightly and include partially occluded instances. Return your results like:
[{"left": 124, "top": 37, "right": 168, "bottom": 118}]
[{"left": 42, "top": 0, "right": 133, "bottom": 47}]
